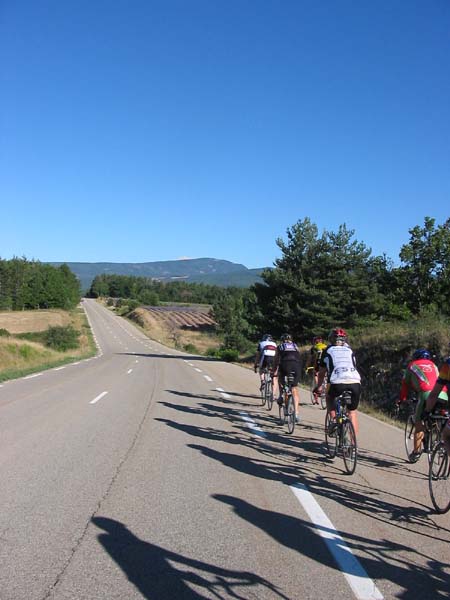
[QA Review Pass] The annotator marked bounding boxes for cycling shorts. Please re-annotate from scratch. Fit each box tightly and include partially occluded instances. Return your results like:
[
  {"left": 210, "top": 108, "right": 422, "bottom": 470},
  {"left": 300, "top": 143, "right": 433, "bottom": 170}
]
[
  {"left": 278, "top": 363, "right": 301, "bottom": 387},
  {"left": 328, "top": 383, "right": 361, "bottom": 411},
  {"left": 259, "top": 356, "right": 274, "bottom": 372},
  {"left": 415, "top": 390, "right": 448, "bottom": 421}
]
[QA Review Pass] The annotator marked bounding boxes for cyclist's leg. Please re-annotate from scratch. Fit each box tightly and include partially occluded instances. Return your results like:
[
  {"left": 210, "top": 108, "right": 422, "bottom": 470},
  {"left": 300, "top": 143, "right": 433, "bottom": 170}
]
[
  {"left": 327, "top": 384, "right": 338, "bottom": 421},
  {"left": 341, "top": 383, "right": 361, "bottom": 435},
  {"left": 277, "top": 369, "right": 286, "bottom": 406},
  {"left": 290, "top": 366, "right": 301, "bottom": 418},
  {"left": 414, "top": 393, "right": 427, "bottom": 453}
]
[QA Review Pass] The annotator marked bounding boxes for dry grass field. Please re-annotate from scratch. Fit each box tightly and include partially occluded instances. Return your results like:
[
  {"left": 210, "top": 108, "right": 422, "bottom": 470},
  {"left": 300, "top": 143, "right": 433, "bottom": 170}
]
[
  {"left": 0, "top": 307, "right": 96, "bottom": 382},
  {"left": 0, "top": 309, "right": 71, "bottom": 334}
]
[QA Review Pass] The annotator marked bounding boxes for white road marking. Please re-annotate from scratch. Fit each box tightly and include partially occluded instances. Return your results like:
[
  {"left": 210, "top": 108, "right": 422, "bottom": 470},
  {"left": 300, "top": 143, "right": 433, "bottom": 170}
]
[
  {"left": 290, "top": 483, "right": 384, "bottom": 600},
  {"left": 204, "top": 375, "right": 213, "bottom": 382},
  {"left": 24, "top": 373, "right": 42, "bottom": 379},
  {"left": 127, "top": 369, "right": 133, "bottom": 374},
  {"left": 216, "top": 387, "right": 231, "bottom": 400},
  {"left": 239, "top": 411, "right": 267, "bottom": 438},
  {"left": 54, "top": 367, "right": 66, "bottom": 371},
  {"left": 72, "top": 362, "right": 80, "bottom": 365},
  {"left": 195, "top": 368, "right": 203, "bottom": 373},
  {"left": 90, "top": 391, "right": 108, "bottom": 405}
]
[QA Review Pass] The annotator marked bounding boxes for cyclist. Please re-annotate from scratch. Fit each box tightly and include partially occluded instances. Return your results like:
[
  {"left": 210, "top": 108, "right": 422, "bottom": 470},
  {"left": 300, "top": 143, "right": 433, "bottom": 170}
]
[
  {"left": 397, "top": 348, "right": 448, "bottom": 460},
  {"left": 306, "top": 335, "right": 328, "bottom": 404},
  {"left": 273, "top": 333, "right": 302, "bottom": 423},
  {"left": 314, "top": 327, "right": 361, "bottom": 434},
  {"left": 425, "top": 354, "right": 450, "bottom": 456},
  {"left": 254, "top": 334, "right": 277, "bottom": 390}
]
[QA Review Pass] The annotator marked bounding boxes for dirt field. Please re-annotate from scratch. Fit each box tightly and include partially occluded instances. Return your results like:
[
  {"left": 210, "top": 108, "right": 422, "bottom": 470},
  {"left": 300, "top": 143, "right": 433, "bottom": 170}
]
[{"left": 0, "top": 309, "right": 71, "bottom": 334}]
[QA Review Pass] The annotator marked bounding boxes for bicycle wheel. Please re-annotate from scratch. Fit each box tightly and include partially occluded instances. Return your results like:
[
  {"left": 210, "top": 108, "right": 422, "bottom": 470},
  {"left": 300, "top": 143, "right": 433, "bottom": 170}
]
[
  {"left": 404, "top": 415, "right": 420, "bottom": 462},
  {"left": 342, "top": 420, "right": 357, "bottom": 475},
  {"left": 266, "top": 379, "right": 273, "bottom": 411},
  {"left": 320, "top": 385, "right": 327, "bottom": 410},
  {"left": 260, "top": 376, "right": 266, "bottom": 407},
  {"left": 310, "top": 375, "right": 316, "bottom": 404},
  {"left": 286, "top": 394, "right": 295, "bottom": 434},
  {"left": 278, "top": 399, "right": 286, "bottom": 425},
  {"left": 429, "top": 443, "right": 450, "bottom": 514},
  {"left": 427, "top": 422, "right": 441, "bottom": 464},
  {"left": 325, "top": 412, "right": 337, "bottom": 459}
]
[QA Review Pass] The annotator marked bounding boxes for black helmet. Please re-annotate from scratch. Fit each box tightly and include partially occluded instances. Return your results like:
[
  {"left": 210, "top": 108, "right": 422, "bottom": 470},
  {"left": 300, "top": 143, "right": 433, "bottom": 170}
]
[
  {"left": 412, "top": 348, "right": 431, "bottom": 360},
  {"left": 280, "top": 333, "right": 292, "bottom": 343},
  {"left": 262, "top": 333, "right": 273, "bottom": 341}
]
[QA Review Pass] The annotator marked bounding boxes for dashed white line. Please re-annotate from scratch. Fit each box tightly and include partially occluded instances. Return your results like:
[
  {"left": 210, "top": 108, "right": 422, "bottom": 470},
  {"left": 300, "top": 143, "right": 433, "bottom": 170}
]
[
  {"left": 127, "top": 369, "right": 133, "bottom": 374},
  {"left": 54, "top": 367, "right": 66, "bottom": 371},
  {"left": 90, "top": 391, "right": 108, "bottom": 405},
  {"left": 204, "top": 375, "right": 213, "bottom": 382},
  {"left": 24, "top": 373, "right": 42, "bottom": 379},
  {"left": 239, "top": 411, "right": 267, "bottom": 438},
  {"left": 290, "top": 483, "right": 384, "bottom": 600},
  {"left": 216, "top": 387, "right": 231, "bottom": 399},
  {"left": 194, "top": 368, "right": 203, "bottom": 373}
]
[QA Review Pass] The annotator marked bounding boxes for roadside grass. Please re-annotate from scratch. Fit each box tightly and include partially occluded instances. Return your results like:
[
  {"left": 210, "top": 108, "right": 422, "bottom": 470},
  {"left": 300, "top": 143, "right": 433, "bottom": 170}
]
[{"left": 0, "top": 306, "right": 97, "bottom": 383}]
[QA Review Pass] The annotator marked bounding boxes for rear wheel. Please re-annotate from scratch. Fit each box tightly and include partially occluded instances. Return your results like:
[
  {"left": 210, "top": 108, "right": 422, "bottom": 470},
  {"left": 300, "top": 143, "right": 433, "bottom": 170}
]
[
  {"left": 260, "top": 375, "right": 266, "bottom": 407},
  {"left": 405, "top": 415, "right": 420, "bottom": 462},
  {"left": 265, "top": 379, "right": 273, "bottom": 411},
  {"left": 278, "top": 397, "right": 286, "bottom": 425},
  {"left": 427, "top": 422, "right": 441, "bottom": 463},
  {"left": 310, "top": 375, "right": 316, "bottom": 404},
  {"left": 342, "top": 420, "right": 357, "bottom": 475},
  {"left": 286, "top": 394, "right": 295, "bottom": 434},
  {"left": 319, "top": 385, "right": 327, "bottom": 410},
  {"left": 325, "top": 412, "right": 337, "bottom": 459},
  {"left": 429, "top": 443, "right": 450, "bottom": 514}
]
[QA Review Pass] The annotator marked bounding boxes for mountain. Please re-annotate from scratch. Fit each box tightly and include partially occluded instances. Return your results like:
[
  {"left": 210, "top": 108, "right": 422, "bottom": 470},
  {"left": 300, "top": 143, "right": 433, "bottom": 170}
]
[{"left": 48, "top": 258, "right": 266, "bottom": 291}]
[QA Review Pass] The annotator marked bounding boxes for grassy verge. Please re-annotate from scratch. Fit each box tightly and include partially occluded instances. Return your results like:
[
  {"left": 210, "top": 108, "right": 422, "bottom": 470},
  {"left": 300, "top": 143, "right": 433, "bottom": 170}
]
[{"left": 0, "top": 306, "right": 97, "bottom": 383}]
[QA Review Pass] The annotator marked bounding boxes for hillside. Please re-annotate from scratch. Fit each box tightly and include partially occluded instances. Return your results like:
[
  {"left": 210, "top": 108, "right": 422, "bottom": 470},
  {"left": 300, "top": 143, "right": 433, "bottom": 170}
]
[{"left": 49, "top": 258, "right": 266, "bottom": 291}]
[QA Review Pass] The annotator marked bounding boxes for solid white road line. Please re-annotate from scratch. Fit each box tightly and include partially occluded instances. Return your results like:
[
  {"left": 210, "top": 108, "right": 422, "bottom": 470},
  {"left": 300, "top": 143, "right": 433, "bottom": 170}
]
[
  {"left": 90, "top": 391, "right": 108, "bottom": 405},
  {"left": 290, "top": 483, "right": 384, "bottom": 600}
]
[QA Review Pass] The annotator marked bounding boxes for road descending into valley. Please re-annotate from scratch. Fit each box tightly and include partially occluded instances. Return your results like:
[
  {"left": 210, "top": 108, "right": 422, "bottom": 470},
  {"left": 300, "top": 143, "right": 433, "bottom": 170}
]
[{"left": 0, "top": 299, "right": 448, "bottom": 599}]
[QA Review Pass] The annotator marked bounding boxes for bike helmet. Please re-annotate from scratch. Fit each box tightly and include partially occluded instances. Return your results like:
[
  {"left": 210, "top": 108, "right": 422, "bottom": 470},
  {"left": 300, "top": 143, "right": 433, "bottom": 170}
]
[
  {"left": 412, "top": 348, "right": 431, "bottom": 360},
  {"left": 328, "top": 327, "right": 348, "bottom": 345},
  {"left": 262, "top": 333, "right": 273, "bottom": 341},
  {"left": 280, "top": 333, "right": 292, "bottom": 343},
  {"left": 312, "top": 336, "right": 324, "bottom": 344}
]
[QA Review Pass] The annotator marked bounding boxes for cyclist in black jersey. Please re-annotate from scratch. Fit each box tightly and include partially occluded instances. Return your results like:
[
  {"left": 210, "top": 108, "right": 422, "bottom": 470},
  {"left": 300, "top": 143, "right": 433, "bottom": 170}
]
[{"left": 273, "top": 333, "right": 303, "bottom": 423}]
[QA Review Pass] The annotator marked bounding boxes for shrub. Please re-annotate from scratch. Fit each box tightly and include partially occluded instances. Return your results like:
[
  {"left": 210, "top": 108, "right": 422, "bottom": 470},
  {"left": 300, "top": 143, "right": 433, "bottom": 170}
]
[
  {"left": 19, "top": 344, "right": 38, "bottom": 359},
  {"left": 0, "top": 328, "right": 10, "bottom": 337},
  {"left": 127, "top": 299, "right": 140, "bottom": 312},
  {"left": 44, "top": 325, "right": 79, "bottom": 351},
  {"left": 183, "top": 343, "right": 199, "bottom": 354},
  {"left": 217, "top": 348, "right": 239, "bottom": 362}
]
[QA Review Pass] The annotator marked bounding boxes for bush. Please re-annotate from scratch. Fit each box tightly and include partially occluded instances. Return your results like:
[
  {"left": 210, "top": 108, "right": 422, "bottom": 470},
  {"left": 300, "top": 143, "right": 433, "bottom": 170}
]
[
  {"left": 183, "top": 343, "right": 199, "bottom": 354},
  {"left": 44, "top": 325, "right": 80, "bottom": 351},
  {"left": 0, "top": 328, "right": 10, "bottom": 337},
  {"left": 19, "top": 344, "right": 38, "bottom": 359},
  {"left": 217, "top": 348, "right": 239, "bottom": 362},
  {"left": 127, "top": 299, "right": 140, "bottom": 312}
]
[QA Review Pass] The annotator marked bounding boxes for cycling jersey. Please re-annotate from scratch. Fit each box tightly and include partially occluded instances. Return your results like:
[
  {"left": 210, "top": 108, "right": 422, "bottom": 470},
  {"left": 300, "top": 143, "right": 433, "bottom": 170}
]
[
  {"left": 310, "top": 342, "right": 327, "bottom": 370},
  {"left": 399, "top": 359, "right": 440, "bottom": 402},
  {"left": 320, "top": 344, "right": 361, "bottom": 384},
  {"left": 257, "top": 340, "right": 277, "bottom": 357},
  {"left": 276, "top": 341, "right": 301, "bottom": 364}
]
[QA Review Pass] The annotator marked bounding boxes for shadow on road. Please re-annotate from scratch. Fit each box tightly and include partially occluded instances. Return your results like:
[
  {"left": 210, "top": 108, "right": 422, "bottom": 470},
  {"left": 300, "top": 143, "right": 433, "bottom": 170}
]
[{"left": 92, "top": 516, "right": 288, "bottom": 600}]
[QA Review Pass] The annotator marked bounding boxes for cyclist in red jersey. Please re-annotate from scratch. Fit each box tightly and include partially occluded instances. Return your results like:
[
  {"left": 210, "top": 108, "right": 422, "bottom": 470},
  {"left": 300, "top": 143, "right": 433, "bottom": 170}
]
[{"left": 425, "top": 356, "right": 450, "bottom": 455}]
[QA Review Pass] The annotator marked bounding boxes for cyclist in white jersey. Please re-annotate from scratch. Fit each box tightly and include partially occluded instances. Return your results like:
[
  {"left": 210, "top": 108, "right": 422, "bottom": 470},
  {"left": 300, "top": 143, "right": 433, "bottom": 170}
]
[
  {"left": 315, "top": 327, "right": 361, "bottom": 434},
  {"left": 254, "top": 334, "right": 277, "bottom": 389}
]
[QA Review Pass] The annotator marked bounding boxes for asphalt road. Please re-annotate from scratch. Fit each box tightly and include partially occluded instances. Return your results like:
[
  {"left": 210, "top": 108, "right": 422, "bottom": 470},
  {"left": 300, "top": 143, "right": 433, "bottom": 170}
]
[{"left": 0, "top": 299, "right": 448, "bottom": 600}]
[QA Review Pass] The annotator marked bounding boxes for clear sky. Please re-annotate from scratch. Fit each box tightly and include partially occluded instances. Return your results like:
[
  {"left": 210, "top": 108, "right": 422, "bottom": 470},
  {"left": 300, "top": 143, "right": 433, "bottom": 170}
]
[{"left": 1, "top": 1, "right": 449, "bottom": 269}]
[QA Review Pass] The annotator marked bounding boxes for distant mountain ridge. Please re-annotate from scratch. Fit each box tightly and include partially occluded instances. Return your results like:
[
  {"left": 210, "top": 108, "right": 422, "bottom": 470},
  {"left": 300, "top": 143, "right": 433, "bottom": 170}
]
[{"left": 48, "top": 258, "right": 266, "bottom": 291}]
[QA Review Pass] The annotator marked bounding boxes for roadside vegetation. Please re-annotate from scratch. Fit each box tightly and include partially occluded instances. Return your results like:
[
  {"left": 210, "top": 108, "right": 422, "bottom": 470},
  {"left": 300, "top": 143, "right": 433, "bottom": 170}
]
[{"left": 94, "top": 215, "right": 450, "bottom": 418}]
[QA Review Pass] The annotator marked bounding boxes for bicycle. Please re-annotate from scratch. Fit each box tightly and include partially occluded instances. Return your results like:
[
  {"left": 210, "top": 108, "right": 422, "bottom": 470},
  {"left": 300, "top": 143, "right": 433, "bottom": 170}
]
[
  {"left": 404, "top": 401, "right": 449, "bottom": 464},
  {"left": 428, "top": 441, "right": 450, "bottom": 513},
  {"left": 278, "top": 371, "right": 296, "bottom": 434},
  {"left": 325, "top": 390, "right": 357, "bottom": 474},
  {"left": 261, "top": 368, "right": 274, "bottom": 411}
]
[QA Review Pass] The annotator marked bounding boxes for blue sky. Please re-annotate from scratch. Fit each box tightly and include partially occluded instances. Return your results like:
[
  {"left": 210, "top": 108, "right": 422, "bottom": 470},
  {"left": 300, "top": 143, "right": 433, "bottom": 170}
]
[{"left": 1, "top": 1, "right": 449, "bottom": 269}]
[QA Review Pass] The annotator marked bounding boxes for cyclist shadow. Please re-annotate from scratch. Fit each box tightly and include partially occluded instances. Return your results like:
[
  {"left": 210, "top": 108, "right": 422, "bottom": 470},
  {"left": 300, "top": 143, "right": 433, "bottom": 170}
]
[
  {"left": 92, "top": 516, "right": 288, "bottom": 599},
  {"left": 212, "top": 495, "right": 449, "bottom": 600}
]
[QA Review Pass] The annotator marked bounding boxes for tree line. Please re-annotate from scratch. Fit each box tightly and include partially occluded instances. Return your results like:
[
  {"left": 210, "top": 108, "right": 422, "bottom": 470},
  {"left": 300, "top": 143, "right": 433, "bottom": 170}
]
[
  {"left": 85, "top": 216, "right": 450, "bottom": 352},
  {"left": 0, "top": 258, "right": 81, "bottom": 311}
]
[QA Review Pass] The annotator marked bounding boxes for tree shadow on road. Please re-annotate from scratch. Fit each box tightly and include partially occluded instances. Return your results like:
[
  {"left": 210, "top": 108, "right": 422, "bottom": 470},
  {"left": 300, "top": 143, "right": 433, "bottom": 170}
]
[{"left": 92, "top": 516, "right": 289, "bottom": 600}]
